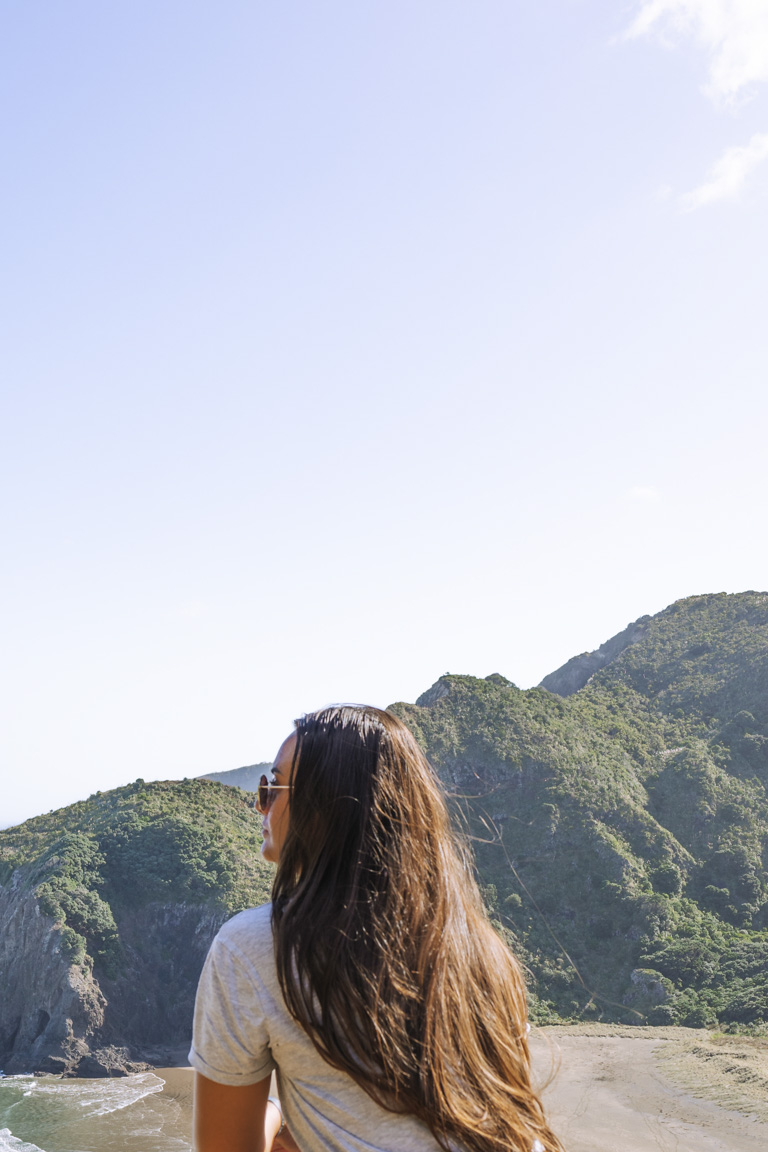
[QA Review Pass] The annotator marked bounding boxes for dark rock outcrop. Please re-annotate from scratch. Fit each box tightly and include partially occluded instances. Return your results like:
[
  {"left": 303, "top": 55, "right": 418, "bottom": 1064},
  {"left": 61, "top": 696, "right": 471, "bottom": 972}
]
[
  {"left": 0, "top": 870, "right": 226, "bottom": 1076},
  {"left": 416, "top": 678, "right": 452, "bottom": 708},
  {"left": 538, "top": 615, "right": 651, "bottom": 696},
  {"left": 0, "top": 875, "right": 107, "bottom": 1074}
]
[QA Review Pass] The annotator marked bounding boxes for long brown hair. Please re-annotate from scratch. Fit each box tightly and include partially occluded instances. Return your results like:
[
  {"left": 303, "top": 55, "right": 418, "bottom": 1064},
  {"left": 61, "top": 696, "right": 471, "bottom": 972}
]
[{"left": 272, "top": 705, "right": 563, "bottom": 1152}]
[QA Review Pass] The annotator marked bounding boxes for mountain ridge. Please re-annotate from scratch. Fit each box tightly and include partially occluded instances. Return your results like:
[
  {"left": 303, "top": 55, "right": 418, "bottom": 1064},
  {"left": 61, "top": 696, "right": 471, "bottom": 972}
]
[
  {"left": 539, "top": 614, "right": 652, "bottom": 696},
  {"left": 390, "top": 591, "right": 768, "bottom": 1028},
  {"left": 2, "top": 590, "right": 767, "bottom": 1074},
  {"left": 198, "top": 762, "right": 271, "bottom": 791}
]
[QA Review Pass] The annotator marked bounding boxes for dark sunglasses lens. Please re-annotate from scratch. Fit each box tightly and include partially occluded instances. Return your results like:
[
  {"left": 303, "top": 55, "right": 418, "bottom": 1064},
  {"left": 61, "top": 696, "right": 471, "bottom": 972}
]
[{"left": 257, "top": 775, "right": 269, "bottom": 813}]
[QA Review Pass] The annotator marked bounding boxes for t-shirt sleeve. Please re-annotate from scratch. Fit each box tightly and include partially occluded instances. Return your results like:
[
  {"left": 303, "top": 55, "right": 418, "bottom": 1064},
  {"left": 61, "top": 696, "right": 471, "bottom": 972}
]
[{"left": 188, "top": 929, "right": 277, "bottom": 1086}]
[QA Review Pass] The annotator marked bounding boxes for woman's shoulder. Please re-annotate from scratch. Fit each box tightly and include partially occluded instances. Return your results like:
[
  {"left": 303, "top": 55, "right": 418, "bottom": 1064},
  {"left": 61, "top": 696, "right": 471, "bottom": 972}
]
[{"left": 213, "top": 902, "right": 274, "bottom": 961}]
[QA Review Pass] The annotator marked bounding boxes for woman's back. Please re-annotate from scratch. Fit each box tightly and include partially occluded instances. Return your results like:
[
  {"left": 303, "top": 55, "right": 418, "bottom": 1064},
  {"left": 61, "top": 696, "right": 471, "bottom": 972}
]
[
  {"left": 192, "top": 904, "right": 447, "bottom": 1151},
  {"left": 191, "top": 705, "right": 563, "bottom": 1152}
]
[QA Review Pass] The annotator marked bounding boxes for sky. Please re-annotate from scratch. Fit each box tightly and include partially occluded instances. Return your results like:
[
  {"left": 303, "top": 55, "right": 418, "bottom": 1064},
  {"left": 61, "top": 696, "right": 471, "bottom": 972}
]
[{"left": 2, "top": 0, "right": 768, "bottom": 828}]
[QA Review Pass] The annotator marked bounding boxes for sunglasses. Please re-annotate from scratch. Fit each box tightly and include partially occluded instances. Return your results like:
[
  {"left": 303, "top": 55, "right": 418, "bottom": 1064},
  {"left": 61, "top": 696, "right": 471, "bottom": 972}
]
[{"left": 255, "top": 774, "right": 291, "bottom": 814}]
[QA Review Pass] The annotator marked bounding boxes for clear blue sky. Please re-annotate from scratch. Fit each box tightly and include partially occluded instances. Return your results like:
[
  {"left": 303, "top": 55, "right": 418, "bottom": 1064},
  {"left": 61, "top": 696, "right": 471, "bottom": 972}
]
[{"left": 3, "top": 1, "right": 767, "bottom": 827}]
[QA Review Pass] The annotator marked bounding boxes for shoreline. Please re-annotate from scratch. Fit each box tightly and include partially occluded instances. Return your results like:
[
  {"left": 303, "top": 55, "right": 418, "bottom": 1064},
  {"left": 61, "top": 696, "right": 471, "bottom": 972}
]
[
  {"left": 153, "top": 1029, "right": 768, "bottom": 1152},
  {"left": 5, "top": 1031, "right": 767, "bottom": 1152},
  {"left": 155, "top": 1064, "right": 194, "bottom": 1099}
]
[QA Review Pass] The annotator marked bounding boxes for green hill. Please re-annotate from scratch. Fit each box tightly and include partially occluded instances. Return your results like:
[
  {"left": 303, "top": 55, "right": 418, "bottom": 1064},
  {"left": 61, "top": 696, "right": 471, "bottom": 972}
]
[
  {"left": 2, "top": 590, "right": 767, "bottom": 1075},
  {"left": 0, "top": 778, "right": 272, "bottom": 1074},
  {"left": 390, "top": 591, "right": 768, "bottom": 1029}
]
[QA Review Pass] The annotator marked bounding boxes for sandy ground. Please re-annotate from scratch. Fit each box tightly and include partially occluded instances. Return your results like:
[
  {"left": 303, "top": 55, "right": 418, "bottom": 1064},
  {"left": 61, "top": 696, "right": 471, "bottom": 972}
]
[
  {"left": 158, "top": 1028, "right": 768, "bottom": 1151},
  {"left": 531, "top": 1025, "right": 768, "bottom": 1152}
]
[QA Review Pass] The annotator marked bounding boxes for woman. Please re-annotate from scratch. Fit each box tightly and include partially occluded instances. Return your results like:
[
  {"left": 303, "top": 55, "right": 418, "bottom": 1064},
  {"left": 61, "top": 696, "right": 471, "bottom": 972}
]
[{"left": 190, "top": 705, "right": 564, "bottom": 1152}]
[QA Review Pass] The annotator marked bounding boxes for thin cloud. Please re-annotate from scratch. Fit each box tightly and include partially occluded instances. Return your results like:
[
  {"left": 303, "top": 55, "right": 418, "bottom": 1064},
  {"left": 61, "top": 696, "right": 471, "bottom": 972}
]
[
  {"left": 680, "top": 131, "right": 768, "bottom": 207},
  {"left": 626, "top": 1, "right": 768, "bottom": 104}
]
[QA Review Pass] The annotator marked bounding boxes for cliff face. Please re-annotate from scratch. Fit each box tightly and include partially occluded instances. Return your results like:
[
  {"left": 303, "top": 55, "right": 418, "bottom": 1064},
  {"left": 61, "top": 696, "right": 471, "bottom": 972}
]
[
  {"left": 0, "top": 778, "right": 274, "bottom": 1075},
  {"left": 0, "top": 865, "right": 228, "bottom": 1075},
  {"left": 93, "top": 902, "right": 227, "bottom": 1058},
  {"left": 538, "top": 615, "right": 651, "bottom": 696},
  {"left": 0, "top": 875, "right": 105, "bottom": 1074}
]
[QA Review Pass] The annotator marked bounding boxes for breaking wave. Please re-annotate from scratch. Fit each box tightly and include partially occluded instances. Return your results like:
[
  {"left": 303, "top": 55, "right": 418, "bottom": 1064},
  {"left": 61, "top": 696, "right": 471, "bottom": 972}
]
[
  {"left": 0, "top": 1072, "right": 190, "bottom": 1152},
  {"left": 0, "top": 1130, "right": 45, "bottom": 1152},
  {"left": 18, "top": 1072, "right": 164, "bottom": 1116}
]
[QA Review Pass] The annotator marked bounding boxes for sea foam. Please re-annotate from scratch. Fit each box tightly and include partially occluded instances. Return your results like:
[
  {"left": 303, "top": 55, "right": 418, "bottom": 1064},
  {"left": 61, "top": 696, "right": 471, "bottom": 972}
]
[
  {"left": 0, "top": 1130, "right": 45, "bottom": 1152},
  {"left": 19, "top": 1073, "right": 164, "bottom": 1117}
]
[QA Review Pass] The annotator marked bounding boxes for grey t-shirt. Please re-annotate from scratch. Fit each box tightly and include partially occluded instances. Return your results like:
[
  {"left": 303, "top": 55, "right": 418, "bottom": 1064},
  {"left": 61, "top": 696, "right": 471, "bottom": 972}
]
[{"left": 189, "top": 903, "right": 444, "bottom": 1151}]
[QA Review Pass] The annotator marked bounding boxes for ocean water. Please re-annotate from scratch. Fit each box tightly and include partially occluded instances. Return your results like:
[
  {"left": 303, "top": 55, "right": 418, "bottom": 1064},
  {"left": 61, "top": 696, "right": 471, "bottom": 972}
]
[{"left": 0, "top": 1070, "right": 193, "bottom": 1152}]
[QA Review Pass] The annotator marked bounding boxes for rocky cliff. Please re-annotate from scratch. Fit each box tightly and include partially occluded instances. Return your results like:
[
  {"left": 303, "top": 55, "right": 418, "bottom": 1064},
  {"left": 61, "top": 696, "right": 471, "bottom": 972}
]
[
  {"left": 0, "top": 875, "right": 223, "bottom": 1075},
  {"left": 0, "top": 778, "right": 273, "bottom": 1075},
  {"left": 538, "top": 615, "right": 651, "bottom": 696},
  {"left": 0, "top": 876, "right": 107, "bottom": 1074}
]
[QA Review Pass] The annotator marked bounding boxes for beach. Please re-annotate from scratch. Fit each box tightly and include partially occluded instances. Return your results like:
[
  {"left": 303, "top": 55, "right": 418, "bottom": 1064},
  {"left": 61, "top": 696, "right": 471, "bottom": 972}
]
[
  {"left": 2, "top": 1027, "right": 768, "bottom": 1151},
  {"left": 533, "top": 1025, "right": 768, "bottom": 1152}
]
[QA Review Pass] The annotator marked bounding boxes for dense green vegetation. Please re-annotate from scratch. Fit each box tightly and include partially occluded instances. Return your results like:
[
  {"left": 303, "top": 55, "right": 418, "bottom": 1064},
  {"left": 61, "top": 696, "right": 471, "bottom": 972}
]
[
  {"left": 2, "top": 590, "right": 766, "bottom": 1037},
  {"left": 0, "top": 778, "right": 273, "bottom": 981},
  {"left": 391, "top": 592, "right": 768, "bottom": 1028}
]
